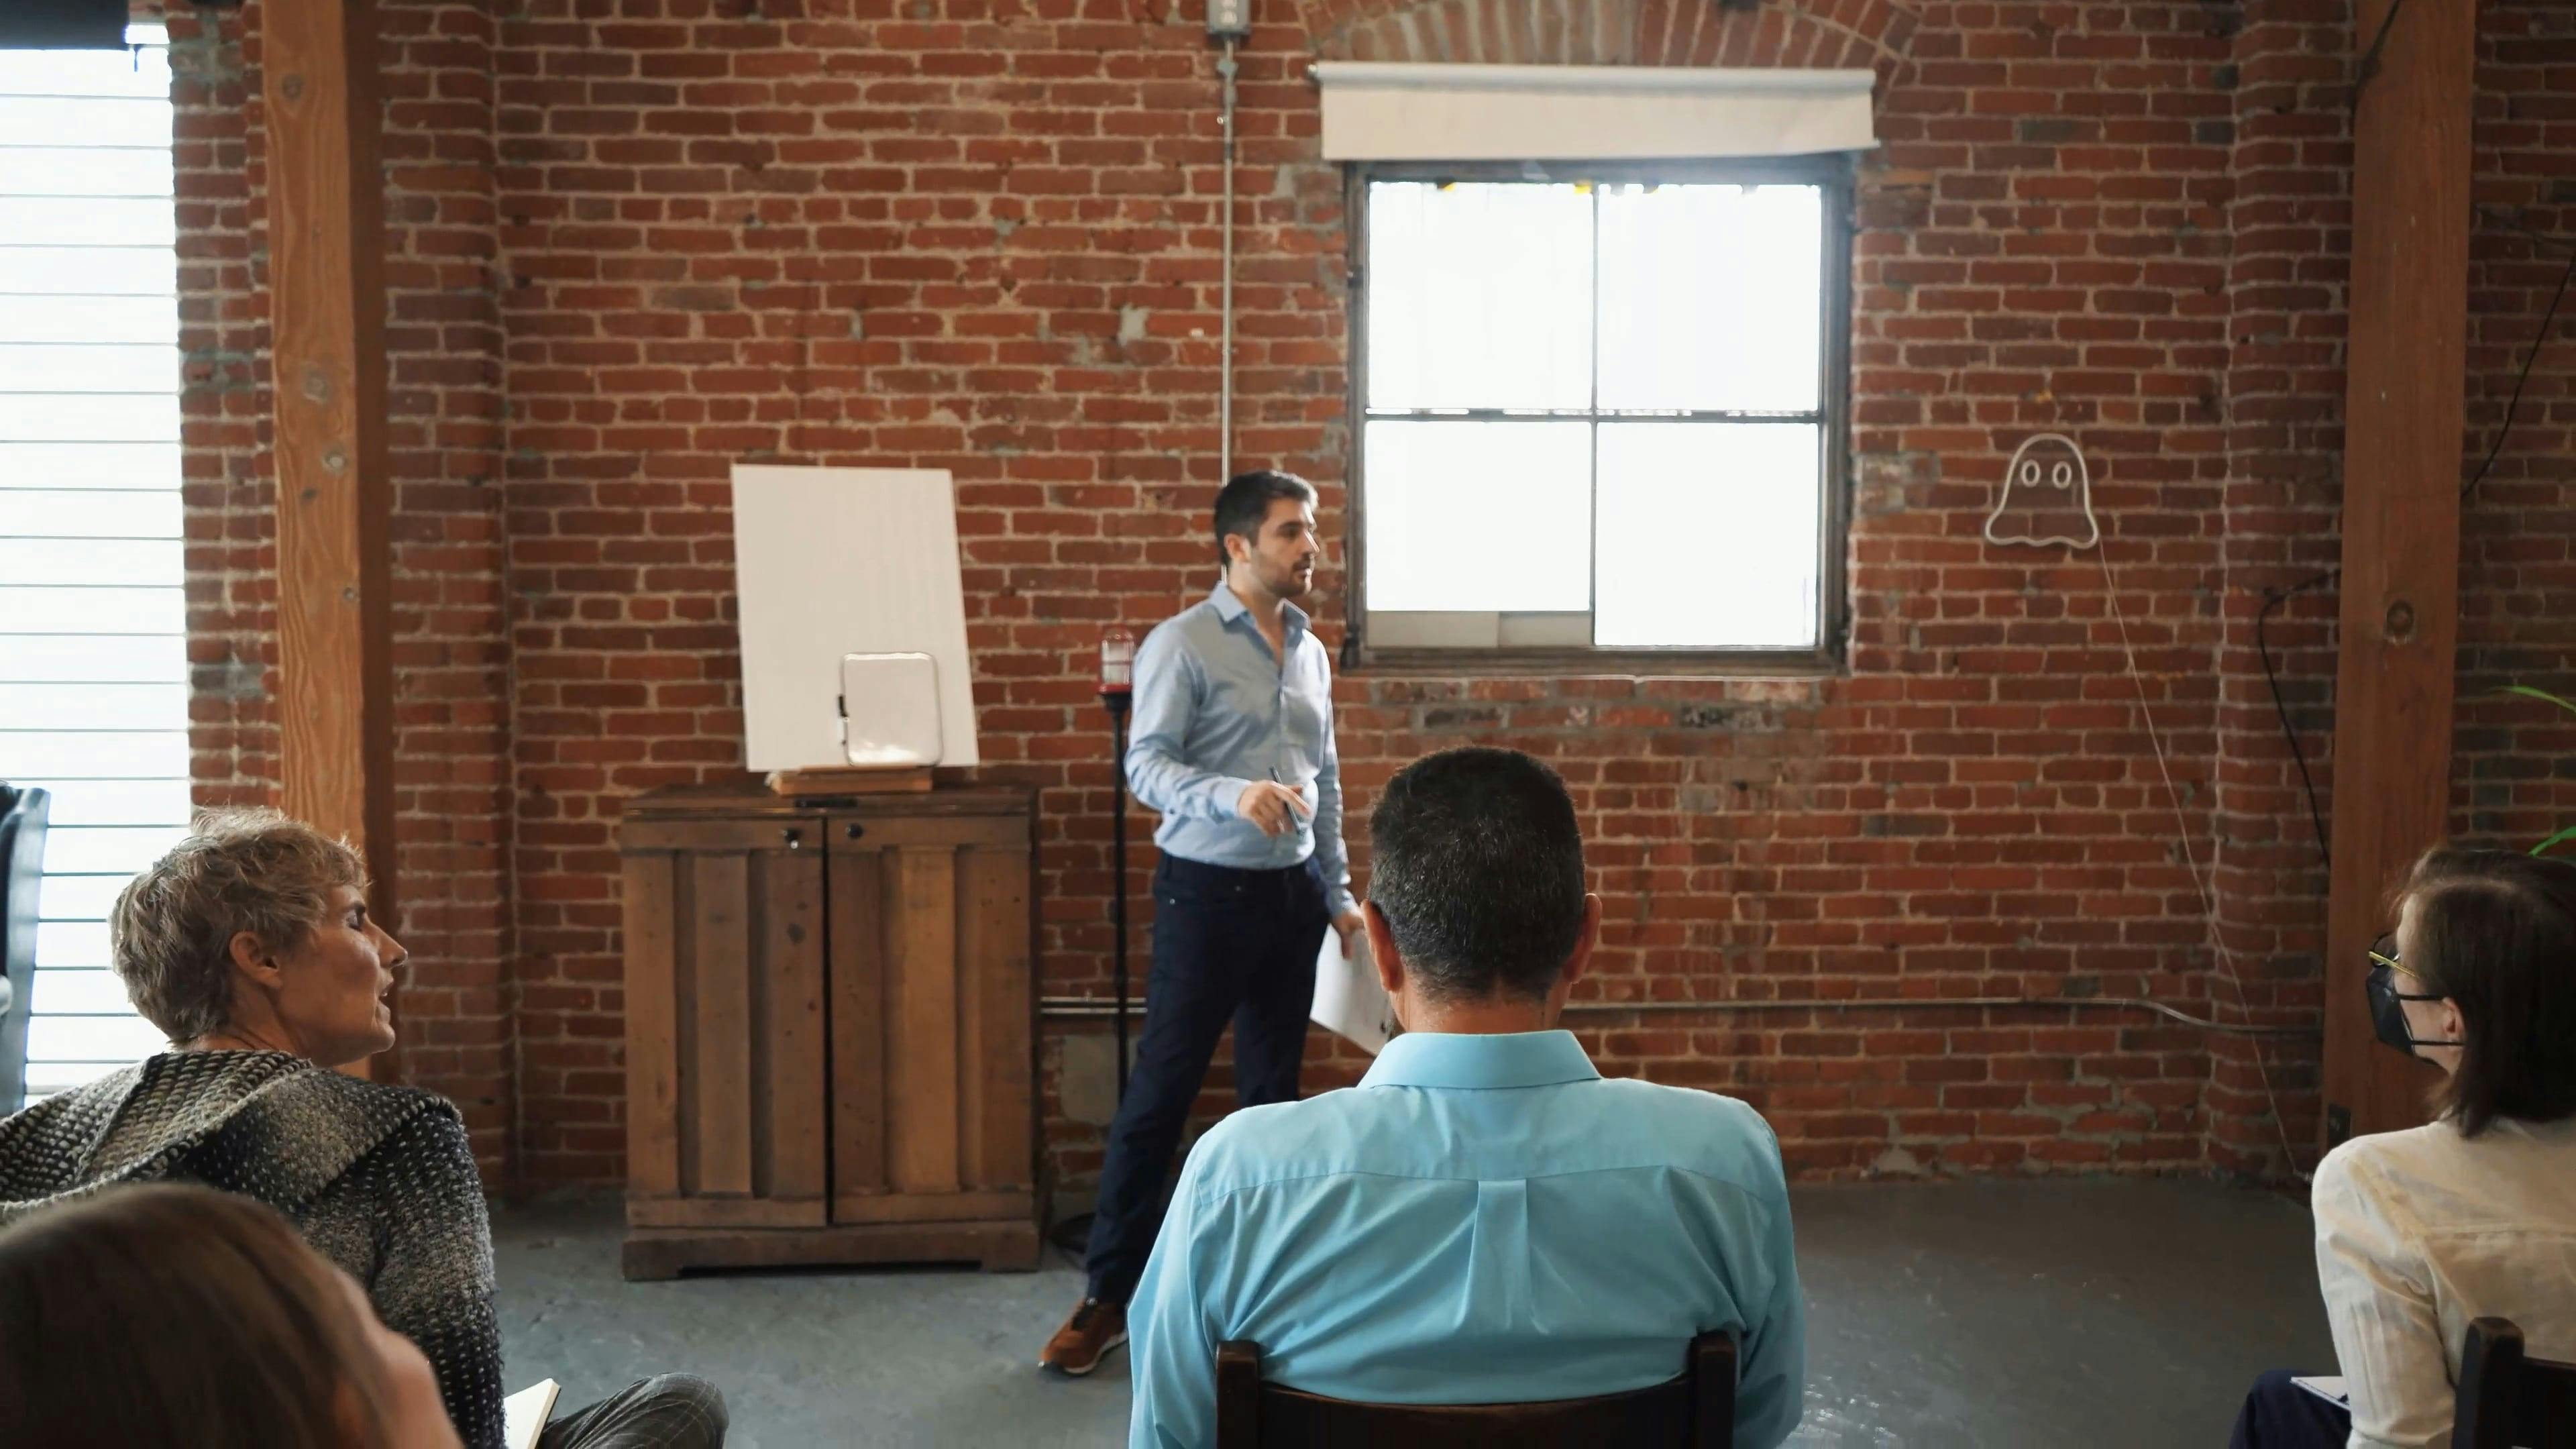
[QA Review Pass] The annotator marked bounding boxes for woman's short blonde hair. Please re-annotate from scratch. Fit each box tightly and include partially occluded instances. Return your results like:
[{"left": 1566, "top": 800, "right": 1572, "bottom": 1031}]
[{"left": 107, "top": 809, "right": 366, "bottom": 1043}]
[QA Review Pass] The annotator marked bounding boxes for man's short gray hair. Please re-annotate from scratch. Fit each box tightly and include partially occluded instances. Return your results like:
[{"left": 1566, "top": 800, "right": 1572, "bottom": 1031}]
[{"left": 107, "top": 809, "right": 366, "bottom": 1043}]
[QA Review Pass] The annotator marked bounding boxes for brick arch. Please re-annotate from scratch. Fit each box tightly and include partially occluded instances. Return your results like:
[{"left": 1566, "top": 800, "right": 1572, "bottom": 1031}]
[{"left": 1307, "top": 0, "right": 1921, "bottom": 74}]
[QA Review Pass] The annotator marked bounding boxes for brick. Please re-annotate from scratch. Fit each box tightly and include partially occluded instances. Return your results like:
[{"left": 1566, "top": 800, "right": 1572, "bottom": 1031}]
[{"left": 173, "top": 0, "right": 2576, "bottom": 1195}]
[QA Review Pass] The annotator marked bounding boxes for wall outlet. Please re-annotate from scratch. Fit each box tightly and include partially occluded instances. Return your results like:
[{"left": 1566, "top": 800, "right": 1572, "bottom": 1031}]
[{"left": 1206, "top": 0, "right": 1251, "bottom": 41}]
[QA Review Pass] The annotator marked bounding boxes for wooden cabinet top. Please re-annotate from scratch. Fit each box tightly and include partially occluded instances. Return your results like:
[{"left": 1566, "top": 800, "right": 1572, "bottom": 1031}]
[{"left": 623, "top": 776, "right": 1035, "bottom": 822}]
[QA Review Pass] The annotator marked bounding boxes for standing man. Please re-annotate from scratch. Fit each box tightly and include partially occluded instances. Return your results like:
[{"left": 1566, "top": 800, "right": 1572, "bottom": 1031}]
[{"left": 1039, "top": 469, "right": 1366, "bottom": 1377}]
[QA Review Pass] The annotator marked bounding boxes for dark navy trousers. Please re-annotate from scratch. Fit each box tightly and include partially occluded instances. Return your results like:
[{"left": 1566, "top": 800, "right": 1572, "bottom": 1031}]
[{"left": 1083, "top": 853, "right": 1329, "bottom": 1305}]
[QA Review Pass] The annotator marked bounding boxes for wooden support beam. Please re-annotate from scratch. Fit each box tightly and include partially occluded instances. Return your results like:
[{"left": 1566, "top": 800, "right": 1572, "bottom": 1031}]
[
  {"left": 2322, "top": 0, "right": 2475, "bottom": 1147},
  {"left": 262, "top": 0, "right": 396, "bottom": 1071}
]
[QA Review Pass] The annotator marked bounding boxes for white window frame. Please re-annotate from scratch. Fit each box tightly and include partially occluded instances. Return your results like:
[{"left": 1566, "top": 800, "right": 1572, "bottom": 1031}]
[{"left": 1343, "top": 156, "right": 1855, "bottom": 674}]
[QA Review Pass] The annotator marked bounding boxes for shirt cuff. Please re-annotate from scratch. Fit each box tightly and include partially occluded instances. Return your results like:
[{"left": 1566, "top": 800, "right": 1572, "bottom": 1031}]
[
  {"left": 1327, "top": 888, "right": 1359, "bottom": 920},
  {"left": 1213, "top": 776, "right": 1252, "bottom": 822}
]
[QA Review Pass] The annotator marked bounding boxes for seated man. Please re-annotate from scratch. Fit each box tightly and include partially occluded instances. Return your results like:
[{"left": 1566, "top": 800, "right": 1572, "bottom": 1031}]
[{"left": 1126, "top": 747, "right": 1806, "bottom": 1449}]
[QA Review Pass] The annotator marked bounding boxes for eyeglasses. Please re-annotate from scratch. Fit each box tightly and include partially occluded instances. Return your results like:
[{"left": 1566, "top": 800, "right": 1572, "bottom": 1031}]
[
  {"left": 2366, "top": 931, "right": 2461, "bottom": 1053},
  {"left": 2367, "top": 934, "right": 2437, "bottom": 991}
]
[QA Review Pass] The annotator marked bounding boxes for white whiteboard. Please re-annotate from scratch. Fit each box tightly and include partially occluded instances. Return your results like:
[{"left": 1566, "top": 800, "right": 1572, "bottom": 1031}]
[{"left": 730, "top": 465, "right": 980, "bottom": 770}]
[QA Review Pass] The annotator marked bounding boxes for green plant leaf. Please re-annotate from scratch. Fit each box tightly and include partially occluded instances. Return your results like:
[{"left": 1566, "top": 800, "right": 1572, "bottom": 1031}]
[
  {"left": 2499, "top": 684, "right": 2576, "bottom": 718},
  {"left": 2532, "top": 826, "right": 2576, "bottom": 858}
]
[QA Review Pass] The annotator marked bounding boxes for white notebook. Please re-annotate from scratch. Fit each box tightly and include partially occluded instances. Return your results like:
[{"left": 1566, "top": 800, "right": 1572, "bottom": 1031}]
[
  {"left": 1310, "top": 924, "right": 1397, "bottom": 1055},
  {"left": 2291, "top": 1376, "right": 2348, "bottom": 1407},
  {"left": 504, "top": 1379, "right": 561, "bottom": 1449}
]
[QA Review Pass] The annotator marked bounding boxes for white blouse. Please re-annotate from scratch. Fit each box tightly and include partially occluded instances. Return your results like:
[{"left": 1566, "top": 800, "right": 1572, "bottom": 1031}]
[{"left": 2312, "top": 1114, "right": 2576, "bottom": 1448}]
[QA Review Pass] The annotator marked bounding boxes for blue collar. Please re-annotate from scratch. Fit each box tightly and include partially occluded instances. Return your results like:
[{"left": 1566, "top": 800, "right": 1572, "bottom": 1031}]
[
  {"left": 1208, "top": 579, "right": 1309, "bottom": 638},
  {"left": 1358, "top": 1030, "right": 1603, "bottom": 1091}
]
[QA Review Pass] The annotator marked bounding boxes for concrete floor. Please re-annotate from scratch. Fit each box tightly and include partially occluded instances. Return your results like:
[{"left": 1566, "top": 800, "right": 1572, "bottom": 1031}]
[{"left": 492, "top": 1178, "right": 2333, "bottom": 1448}]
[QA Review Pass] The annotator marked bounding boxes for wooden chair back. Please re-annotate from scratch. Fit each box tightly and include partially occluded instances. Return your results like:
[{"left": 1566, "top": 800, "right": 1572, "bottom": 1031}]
[
  {"left": 2459, "top": 1316, "right": 2576, "bottom": 1449},
  {"left": 1213, "top": 1331, "right": 1736, "bottom": 1448}
]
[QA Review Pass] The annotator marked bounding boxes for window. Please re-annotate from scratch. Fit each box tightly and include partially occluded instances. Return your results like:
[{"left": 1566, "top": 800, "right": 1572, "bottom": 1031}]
[
  {"left": 1349, "top": 161, "right": 1851, "bottom": 666},
  {"left": 0, "top": 24, "right": 186, "bottom": 1097}
]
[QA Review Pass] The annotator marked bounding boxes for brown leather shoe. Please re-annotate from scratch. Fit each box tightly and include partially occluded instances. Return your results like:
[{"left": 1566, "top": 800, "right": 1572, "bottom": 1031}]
[{"left": 1038, "top": 1297, "right": 1127, "bottom": 1377}]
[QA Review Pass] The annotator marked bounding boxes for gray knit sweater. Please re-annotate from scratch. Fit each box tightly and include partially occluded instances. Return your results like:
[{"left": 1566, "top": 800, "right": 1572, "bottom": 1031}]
[{"left": 0, "top": 1051, "right": 504, "bottom": 1449}]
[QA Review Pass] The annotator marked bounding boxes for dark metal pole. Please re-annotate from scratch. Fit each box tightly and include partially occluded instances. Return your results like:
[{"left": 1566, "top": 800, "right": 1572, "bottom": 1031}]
[{"left": 1104, "top": 694, "right": 1132, "bottom": 1099}]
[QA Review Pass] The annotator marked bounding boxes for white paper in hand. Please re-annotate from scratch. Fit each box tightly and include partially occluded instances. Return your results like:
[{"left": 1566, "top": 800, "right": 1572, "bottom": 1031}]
[
  {"left": 1309, "top": 924, "right": 1397, "bottom": 1054},
  {"left": 504, "top": 1379, "right": 561, "bottom": 1449}
]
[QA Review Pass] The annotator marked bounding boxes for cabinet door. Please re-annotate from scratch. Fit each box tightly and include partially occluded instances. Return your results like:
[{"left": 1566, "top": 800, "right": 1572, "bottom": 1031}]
[
  {"left": 826, "top": 812, "right": 1034, "bottom": 1225},
  {"left": 623, "top": 817, "right": 828, "bottom": 1228}
]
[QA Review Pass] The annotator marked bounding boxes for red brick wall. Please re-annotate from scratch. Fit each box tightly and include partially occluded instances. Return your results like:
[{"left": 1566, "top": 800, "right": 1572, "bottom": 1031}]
[
  {"left": 2452, "top": 11, "right": 2576, "bottom": 922},
  {"left": 169, "top": 6, "right": 272, "bottom": 812},
  {"left": 2202, "top": 0, "right": 2347, "bottom": 1177},
  {"left": 160, "top": 0, "right": 2576, "bottom": 1194},
  {"left": 168, "top": 1, "right": 518, "bottom": 1171},
  {"left": 476, "top": 0, "right": 2264, "bottom": 1187},
  {"left": 2191, "top": 0, "right": 2576, "bottom": 1176}
]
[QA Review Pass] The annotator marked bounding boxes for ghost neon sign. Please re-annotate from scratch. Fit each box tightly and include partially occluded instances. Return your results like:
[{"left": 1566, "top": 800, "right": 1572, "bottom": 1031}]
[{"left": 1983, "top": 432, "right": 2100, "bottom": 550}]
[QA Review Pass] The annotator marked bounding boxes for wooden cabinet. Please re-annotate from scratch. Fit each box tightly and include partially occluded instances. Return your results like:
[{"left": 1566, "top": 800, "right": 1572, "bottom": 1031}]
[{"left": 616, "top": 781, "right": 1040, "bottom": 1278}]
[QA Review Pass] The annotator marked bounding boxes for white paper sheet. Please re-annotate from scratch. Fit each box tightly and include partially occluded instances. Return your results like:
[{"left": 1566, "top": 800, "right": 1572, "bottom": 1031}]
[
  {"left": 504, "top": 1379, "right": 561, "bottom": 1449},
  {"left": 1310, "top": 924, "right": 1398, "bottom": 1055}
]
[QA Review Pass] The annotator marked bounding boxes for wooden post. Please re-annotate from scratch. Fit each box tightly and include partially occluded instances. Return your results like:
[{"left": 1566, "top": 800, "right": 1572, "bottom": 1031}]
[
  {"left": 262, "top": 0, "right": 396, "bottom": 1073},
  {"left": 2321, "top": 0, "right": 2475, "bottom": 1146}
]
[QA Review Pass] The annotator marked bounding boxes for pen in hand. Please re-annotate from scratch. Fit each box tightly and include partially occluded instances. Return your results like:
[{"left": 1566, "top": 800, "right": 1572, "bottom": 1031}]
[{"left": 1239, "top": 767, "right": 1312, "bottom": 837}]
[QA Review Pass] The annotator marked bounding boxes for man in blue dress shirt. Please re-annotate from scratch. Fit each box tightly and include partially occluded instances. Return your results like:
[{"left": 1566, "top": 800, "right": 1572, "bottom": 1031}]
[
  {"left": 1124, "top": 746, "right": 1807, "bottom": 1448},
  {"left": 1040, "top": 470, "right": 1368, "bottom": 1377}
]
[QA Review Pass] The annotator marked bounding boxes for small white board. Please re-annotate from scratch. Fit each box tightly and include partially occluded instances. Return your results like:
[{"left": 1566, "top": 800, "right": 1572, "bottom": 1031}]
[
  {"left": 731, "top": 465, "right": 980, "bottom": 771},
  {"left": 840, "top": 651, "right": 943, "bottom": 767},
  {"left": 1311, "top": 924, "right": 1398, "bottom": 1055}
]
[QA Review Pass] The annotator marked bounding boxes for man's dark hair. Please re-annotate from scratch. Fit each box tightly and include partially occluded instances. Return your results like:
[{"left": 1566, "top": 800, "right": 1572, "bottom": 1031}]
[
  {"left": 2402, "top": 847, "right": 2576, "bottom": 1136},
  {"left": 1212, "top": 469, "right": 1316, "bottom": 565},
  {"left": 1368, "top": 747, "right": 1588, "bottom": 1002}
]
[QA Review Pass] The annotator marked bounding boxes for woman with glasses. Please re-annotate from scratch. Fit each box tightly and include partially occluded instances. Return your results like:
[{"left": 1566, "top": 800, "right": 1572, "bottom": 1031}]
[{"left": 2231, "top": 847, "right": 2576, "bottom": 1449}]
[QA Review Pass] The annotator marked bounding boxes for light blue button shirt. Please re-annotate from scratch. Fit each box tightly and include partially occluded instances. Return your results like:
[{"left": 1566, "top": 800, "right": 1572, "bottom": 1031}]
[
  {"left": 1127, "top": 1030, "right": 1807, "bottom": 1449},
  {"left": 1125, "top": 581, "right": 1356, "bottom": 918}
]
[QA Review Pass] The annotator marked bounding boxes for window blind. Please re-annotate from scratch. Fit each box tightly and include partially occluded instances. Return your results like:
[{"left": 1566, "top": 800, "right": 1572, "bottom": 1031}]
[
  {"left": 0, "top": 23, "right": 186, "bottom": 1096},
  {"left": 1312, "top": 62, "right": 1878, "bottom": 162}
]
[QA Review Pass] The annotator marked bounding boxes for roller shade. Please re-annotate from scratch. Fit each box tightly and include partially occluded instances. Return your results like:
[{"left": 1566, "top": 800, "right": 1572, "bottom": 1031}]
[
  {"left": 0, "top": 23, "right": 186, "bottom": 1098},
  {"left": 1313, "top": 62, "right": 1876, "bottom": 162}
]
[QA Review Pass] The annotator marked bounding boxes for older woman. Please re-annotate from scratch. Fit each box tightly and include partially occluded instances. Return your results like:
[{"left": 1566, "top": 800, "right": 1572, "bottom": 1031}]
[
  {"left": 1, "top": 1182, "right": 463, "bottom": 1449},
  {"left": 2232, "top": 847, "right": 2576, "bottom": 1449},
  {"left": 0, "top": 810, "right": 725, "bottom": 1449}
]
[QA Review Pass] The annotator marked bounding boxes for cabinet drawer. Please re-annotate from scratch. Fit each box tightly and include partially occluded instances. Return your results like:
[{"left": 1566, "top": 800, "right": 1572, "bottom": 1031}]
[
  {"left": 822, "top": 812, "right": 1028, "bottom": 851},
  {"left": 620, "top": 816, "right": 824, "bottom": 854}
]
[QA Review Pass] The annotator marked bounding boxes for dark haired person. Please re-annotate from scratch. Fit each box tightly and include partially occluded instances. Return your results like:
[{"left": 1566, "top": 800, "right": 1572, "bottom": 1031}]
[
  {"left": 0, "top": 1183, "right": 462, "bottom": 1449},
  {"left": 1123, "top": 747, "right": 1805, "bottom": 1449},
  {"left": 2231, "top": 847, "right": 2576, "bottom": 1449},
  {"left": 1040, "top": 468, "right": 1366, "bottom": 1375}
]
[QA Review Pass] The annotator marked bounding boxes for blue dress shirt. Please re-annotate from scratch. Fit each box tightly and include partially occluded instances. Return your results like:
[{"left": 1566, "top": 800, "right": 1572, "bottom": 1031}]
[
  {"left": 1127, "top": 1030, "right": 1807, "bottom": 1449},
  {"left": 1125, "top": 580, "right": 1356, "bottom": 918}
]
